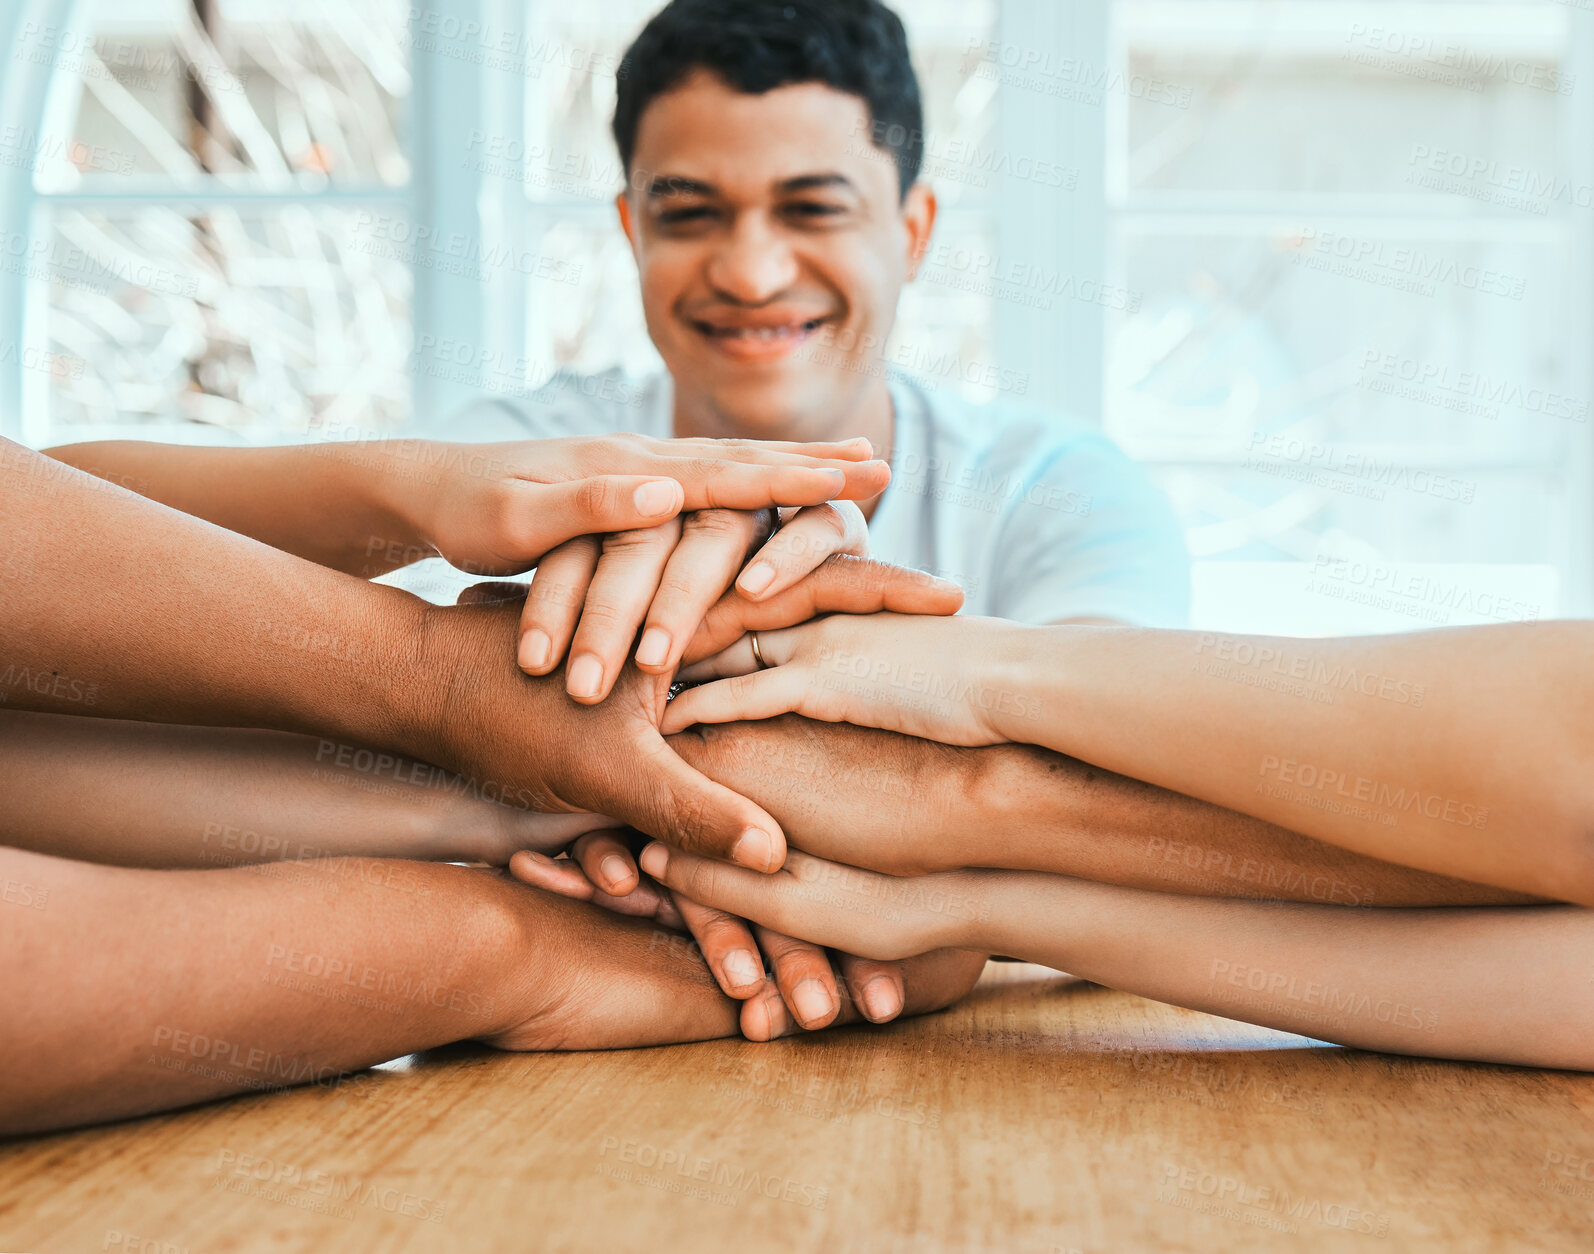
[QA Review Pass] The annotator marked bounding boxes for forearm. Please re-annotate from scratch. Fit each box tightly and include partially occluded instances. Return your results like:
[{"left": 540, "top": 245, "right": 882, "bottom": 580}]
[
  {"left": 42, "top": 439, "right": 433, "bottom": 576},
  {"left": 969, "top": 742, "right": 1535, "bottom": 907},
  {"left": 0, "top": 438, "right": 426, "bottom": 746},
  {"left": 669, "top": 720, "right": 1531, "bottom": 906},
  {"left": 988, "top": 622, "right": 1594, "bottom": 903},
  {"left": 0, "top": 846, "right": 526, "bottom": 1135},
  {"left": 0, "top": 711, "right": 526, "bottom": 868},
  {"left": 968, "top": 874, "right": 1594, "bottom": 1069}
]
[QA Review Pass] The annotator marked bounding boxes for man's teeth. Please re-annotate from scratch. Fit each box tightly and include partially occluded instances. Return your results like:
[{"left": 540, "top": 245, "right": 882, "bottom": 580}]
[{"left": 709, "top": 320, "right": 822, "bottom": 339}]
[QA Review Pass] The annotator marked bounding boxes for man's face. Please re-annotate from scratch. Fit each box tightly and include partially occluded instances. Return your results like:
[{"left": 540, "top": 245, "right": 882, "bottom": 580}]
[{"left": 618, "top": 70, "right": 935, "bottom": 440}]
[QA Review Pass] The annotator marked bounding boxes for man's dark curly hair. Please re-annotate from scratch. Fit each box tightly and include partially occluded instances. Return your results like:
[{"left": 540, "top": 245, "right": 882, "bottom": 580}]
[{"left": 613, "top": 0, "right": 924, "bottom": 199}]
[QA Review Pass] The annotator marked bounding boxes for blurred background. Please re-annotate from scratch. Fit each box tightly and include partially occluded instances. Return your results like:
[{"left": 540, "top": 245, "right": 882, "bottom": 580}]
[{"left": 1, "top": 0, "right": 1589, "bottom": 634}]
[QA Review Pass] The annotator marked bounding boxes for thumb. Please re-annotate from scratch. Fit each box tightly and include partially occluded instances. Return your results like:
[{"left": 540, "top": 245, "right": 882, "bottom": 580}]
[
  {"left": 604, "top": 730, "right": 787, "bottom": 872},
  {"left": 528, "top": 476, "right": 686, "bottom": 546}
]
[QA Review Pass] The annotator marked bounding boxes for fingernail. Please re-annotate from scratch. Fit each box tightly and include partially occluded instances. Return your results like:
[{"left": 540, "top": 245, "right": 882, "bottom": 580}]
[
  {"left": 845, "top": 436, "right": 872, "bottom": 453},
  {"left": 635, "top": 626, "right": 671, "bottom": 668},
  {"left": 819, "top": 468, "right": 846, "bottom": 488},
  {"left": 634, "top": 480, "right": 679, "bottom": 516},
  {"left": 639, "top": 843, "right": 669, "bottom": 878},
  {"left": 792, "top": 980, "right": 834, "bottom": 1027},
  {"left": 518, "top": 629, "right": 551, "bottom": 672},
  {"left": 566, "top": 654, "right": 603, "bottom": 699},
  {"left": 862, "top": 977, "right": 901, "bottom": 1022},
  {"left": 599, "top": 855, "right": 631, "bottom": 892},
  {"left": 518, "top": 850, "right": 550, "bottom": 865},
  {"left": 737, "top": 562, "right": 776, "bottom": 597},
  {"left": 731, "top": 826, "right": 777, "bottom": 871},
  {"left": 723, "top": 949, "right": 762, "bottom": 989}
]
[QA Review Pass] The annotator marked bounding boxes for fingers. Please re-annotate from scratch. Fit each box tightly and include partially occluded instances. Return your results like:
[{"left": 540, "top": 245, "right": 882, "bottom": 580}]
[
  {"left": 836, "top": 953, "right": 906, "bottom": 1024},
  {"left": 492, "top": 809, "right": 620, "bottom": 858},
  {"left": 499, "top": 477, "right": 688, "bottom": 567},
  {"left": 673, "top": 894, "right": 767, "bottom": 999},
  {"left": 660, "top": 666, "right": 812, "bottom": 735},
  {"left": 754, "top": 924, "right": 840, "bottom": 1031},
  {"left": 654, "top": 435, "right": 874, "bottom": 461},
  {"left": 737, "top": 979, "right": 794, "bottom": 1042},
  {"left": 571, "top": 830, "right": 639, "bottom": 897},
  {"left": 563, "top": 520, "right": 683, "bottom": 702},
  {"left": 683, "top": 556, "right": 963, "bottom": 664},
  {"left": 518, "top": 537, "right": 600, "bottom": 674},
  {"left": 619, "top": 727, "right": 788, "bottom": 871},
  {"left": 633, "top": 509, "right": 763, "bottom": 675},
  {"left": 659, "top": 458, "right": 890, "bottom": 510},
  {"left": 736, "top": 501, "right": 868, "bottom": 601},
  {"left": 508, "top": 849, "right": 682, "bottom": 926}
]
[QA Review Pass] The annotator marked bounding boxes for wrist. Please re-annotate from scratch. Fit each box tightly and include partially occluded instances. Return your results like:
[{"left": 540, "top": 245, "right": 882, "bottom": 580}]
[
  {"left": 979, "top": 620, "right": 1049, "bottom": 743},
  {"left": 333, "top": 440, "right": 438, "bottom": 571}
]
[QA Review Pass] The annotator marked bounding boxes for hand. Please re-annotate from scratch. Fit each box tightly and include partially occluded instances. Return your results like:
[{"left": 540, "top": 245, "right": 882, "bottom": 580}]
[
  {"left": 637, "top": 843, "right": 994, "bottom": 963},
  {"left": 668, "top": 715, "right": 994, "bottom": 876},
  {"left": 509, "top": 837, "right": 916, "bottom": 1035},
  {"left": 474, "top": 876, "right": 742, "bottom": 1052},
  {"left": 519, "top": 500, "right": 871, "bottom": 703},
  {"left": 393, "top": 433, "right": 889, "bottom": 579},
  {"left": 405, "top": 594, "right": 790, "bottom": 871},
  {"left": 665, "top": 612, "right": 1026, "bottom": 747},
  {"left": 504, "top": 851, "right": 989, "bottom": 1042}
]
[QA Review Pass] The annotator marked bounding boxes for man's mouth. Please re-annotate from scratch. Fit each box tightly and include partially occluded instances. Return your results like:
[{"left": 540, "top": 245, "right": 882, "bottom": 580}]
[{"left": 688, "top": 316, "right": 831, "bottom": 361}]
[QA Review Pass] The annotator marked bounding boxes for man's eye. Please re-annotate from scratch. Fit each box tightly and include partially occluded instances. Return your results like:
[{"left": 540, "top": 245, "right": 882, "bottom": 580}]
[
  {"left": 785, "top": 202, "right": 845, "bottom": 219},
  {"left": 657, "top": 207, "right": 715, "bottom": 225}
]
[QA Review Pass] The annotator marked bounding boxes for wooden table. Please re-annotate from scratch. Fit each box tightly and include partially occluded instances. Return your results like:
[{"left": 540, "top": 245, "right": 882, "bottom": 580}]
[{"left": 2, "top": 963, "right": 1590, "bottom": 1253}]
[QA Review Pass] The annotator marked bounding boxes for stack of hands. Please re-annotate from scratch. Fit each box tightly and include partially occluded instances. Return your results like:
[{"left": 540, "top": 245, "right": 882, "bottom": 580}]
[{"left": 379, "top": 433, "right": 992, "bottom": 1042}]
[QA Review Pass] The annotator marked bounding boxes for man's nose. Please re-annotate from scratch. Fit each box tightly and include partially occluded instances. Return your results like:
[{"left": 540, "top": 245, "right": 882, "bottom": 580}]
[{"left": 704, "top": 216, "right": 799, "bottom": 305}]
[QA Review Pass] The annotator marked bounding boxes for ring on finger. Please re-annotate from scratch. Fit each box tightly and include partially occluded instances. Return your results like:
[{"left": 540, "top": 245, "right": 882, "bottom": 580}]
[{"left": 749, "top": 632, "right": 768, "bottom": 670}]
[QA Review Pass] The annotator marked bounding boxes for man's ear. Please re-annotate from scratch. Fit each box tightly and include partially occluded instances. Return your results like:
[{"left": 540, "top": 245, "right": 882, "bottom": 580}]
[
  {"left": 616, "top": 190, "right": 641, "bottom": 258},
  {"left": 900, "top": 182, "right": 937, "bottom": 282}
]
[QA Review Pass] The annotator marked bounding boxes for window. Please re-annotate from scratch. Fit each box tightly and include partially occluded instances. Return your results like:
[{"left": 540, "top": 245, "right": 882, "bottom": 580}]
[{"left": 3, "top": 0, "right": 1588, "bottom": 631}]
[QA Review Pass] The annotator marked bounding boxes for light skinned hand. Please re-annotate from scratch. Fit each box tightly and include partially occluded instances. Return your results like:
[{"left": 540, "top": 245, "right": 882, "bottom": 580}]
[
  {"left": 520, "top": 499, "right": 870, "bottom": 703},
  {"left": 408, "top": 433, "right": 888, "bottom": 581},
  {"left": 665, "top": 612, "right": 1021, "bottom": 746}
]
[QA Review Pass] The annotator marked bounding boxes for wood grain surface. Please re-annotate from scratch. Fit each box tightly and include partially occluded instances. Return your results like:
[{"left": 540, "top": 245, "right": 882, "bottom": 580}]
[{"left": 2, "top": 963, "right": 1590, "bottom": 1254}]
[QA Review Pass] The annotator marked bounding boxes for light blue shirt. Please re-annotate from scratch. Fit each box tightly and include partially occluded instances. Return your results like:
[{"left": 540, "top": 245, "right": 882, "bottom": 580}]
[{"left": 449, "top": 370, "right": 1190, "bottom": 627}]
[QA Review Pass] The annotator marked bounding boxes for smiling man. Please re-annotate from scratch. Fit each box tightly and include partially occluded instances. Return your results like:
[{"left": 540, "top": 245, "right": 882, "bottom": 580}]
[{"left": 459, "top": 0, "right": 1190, "bottom": 629}]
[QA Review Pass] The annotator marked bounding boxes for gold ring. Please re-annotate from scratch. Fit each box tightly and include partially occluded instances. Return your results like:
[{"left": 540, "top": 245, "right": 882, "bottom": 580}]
[{"left": 749, "top": 632, "right": 768, "bottom": 670}]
